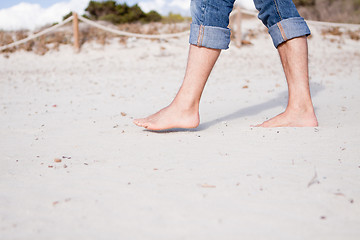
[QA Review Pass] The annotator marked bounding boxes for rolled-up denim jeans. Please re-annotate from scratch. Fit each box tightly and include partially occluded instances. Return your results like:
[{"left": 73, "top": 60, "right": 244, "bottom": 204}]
[{"left": 189, "top": 0, "right": 311, "bottom": 49}]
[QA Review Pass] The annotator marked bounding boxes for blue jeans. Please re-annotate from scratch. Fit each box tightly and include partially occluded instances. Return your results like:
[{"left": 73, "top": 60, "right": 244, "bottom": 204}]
[{"left": 189, "top": 0, "right": 311, "bottom": 49}]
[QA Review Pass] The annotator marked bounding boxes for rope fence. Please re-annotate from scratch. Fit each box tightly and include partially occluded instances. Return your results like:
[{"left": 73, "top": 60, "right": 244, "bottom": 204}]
[
  {"left": 0, "top": 16, "right": 74, "bottom": 52},
  {"left": 0, "top": 9, "right": 359, "bottom": 52},
  {"left": 77, "top": 15, "right": 190, "bottom": 39}
]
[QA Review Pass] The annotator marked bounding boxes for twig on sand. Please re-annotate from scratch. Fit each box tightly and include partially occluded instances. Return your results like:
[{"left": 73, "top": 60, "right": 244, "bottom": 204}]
[{"left": 307, "top": 169, "right": 320, "bottom": 188}]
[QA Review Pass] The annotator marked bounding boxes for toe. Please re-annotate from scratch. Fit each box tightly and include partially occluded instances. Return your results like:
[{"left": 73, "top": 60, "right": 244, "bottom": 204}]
[
  {"left": 134, "top": 119, "right": 149, "bottom": 128},
  {"left": 258, "top": 123, "right": 268, "bottom": 128},
  {"left": 133, "top": 119, "right": 142, "bottom": 126},
  {"left": 144, "top": 122, "right": 154, "bottom": 130}
]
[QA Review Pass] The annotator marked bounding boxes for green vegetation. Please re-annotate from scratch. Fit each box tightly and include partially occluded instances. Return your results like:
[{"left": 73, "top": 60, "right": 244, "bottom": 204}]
[
  {"left": 352, "top": 0, "right": 360, "bottom": 8},
  {"left": 161, "top": 12, "right": 190, "bottom": 23},
  {"left": 84, "top": 0, "right": 162, "bottom": 24},
  {"left": 62, "top": 11, "right": 73, "bottom": 21},
  {"left": 146, "top": 10, "right": 163, "bottom": 22},
  {"left": 62, "top": 1, "right": 190, "bottom": 25}
]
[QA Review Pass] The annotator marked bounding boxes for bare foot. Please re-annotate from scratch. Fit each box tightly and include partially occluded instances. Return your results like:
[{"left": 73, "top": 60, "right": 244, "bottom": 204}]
[
  {"left": 255, "top": 109, "right": 318, "bottom": 127},
  {"left": 133, "top": 103, "right": 200, "bottom": 131}
]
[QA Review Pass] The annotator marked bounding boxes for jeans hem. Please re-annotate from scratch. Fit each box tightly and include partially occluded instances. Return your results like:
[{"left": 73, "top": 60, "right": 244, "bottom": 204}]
[
  {"left": 268, "top": 17, "right": 311, "bottom": 48},
  {"left": 189, "top": 23, "right": 231, "bottom": 50}
]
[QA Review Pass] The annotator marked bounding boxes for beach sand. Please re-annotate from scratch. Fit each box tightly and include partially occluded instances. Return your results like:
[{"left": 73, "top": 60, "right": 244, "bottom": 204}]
[{"left": 1, "top": 18, "right": 360, "bottom": 239}]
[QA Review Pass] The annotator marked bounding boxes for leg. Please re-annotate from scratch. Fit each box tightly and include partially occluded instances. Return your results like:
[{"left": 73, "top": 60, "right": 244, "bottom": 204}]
[
  {"left": 134, "top": 0, "right": 235, "bottom": 130},
  {"left": 256, "top": 36, "right": 318, "bottom": 127},
  {"left": 253, "top": 0, "right": 318, "bottom": 127},
  {"left": 134, "top": 45, "right": 220, "bottom": 130}
]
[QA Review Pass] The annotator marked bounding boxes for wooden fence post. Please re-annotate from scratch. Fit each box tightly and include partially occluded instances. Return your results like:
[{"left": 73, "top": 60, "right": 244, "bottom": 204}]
[
  {"left": 235, "top": 6, "right": 242, "bottom": 47},
  {"left": 73, "top": 12, "right": 80, "bottom": 53}
]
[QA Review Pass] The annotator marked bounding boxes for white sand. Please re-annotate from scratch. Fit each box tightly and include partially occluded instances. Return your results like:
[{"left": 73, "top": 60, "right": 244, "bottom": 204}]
[{"left": 1, "top": 19, "right": 360, "bottom": 239}]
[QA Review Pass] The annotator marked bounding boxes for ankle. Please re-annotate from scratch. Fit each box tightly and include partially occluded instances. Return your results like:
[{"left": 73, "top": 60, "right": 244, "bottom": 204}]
[
  {"left": 285, "top": 103, "right": 314, "bottom": 116},
  {"left": 171, "top": 96, "right": 199, "bottom": 112},
  {"left": 287, "top": 98, "right": 314, "bottom": 111}
]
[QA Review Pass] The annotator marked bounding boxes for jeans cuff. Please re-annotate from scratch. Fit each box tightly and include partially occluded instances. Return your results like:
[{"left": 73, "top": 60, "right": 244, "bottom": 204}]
[
  {"left": 189, "top": 23, "right": 231, "bottom": 50},
  {"left": 268, "top": 17, "right": 311, "bottom": 48}
]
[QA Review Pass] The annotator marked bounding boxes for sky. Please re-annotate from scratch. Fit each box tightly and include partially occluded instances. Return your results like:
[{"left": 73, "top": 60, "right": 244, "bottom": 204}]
[{"left": 0, "top": 0, "right": 255, "bottom": 31}]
